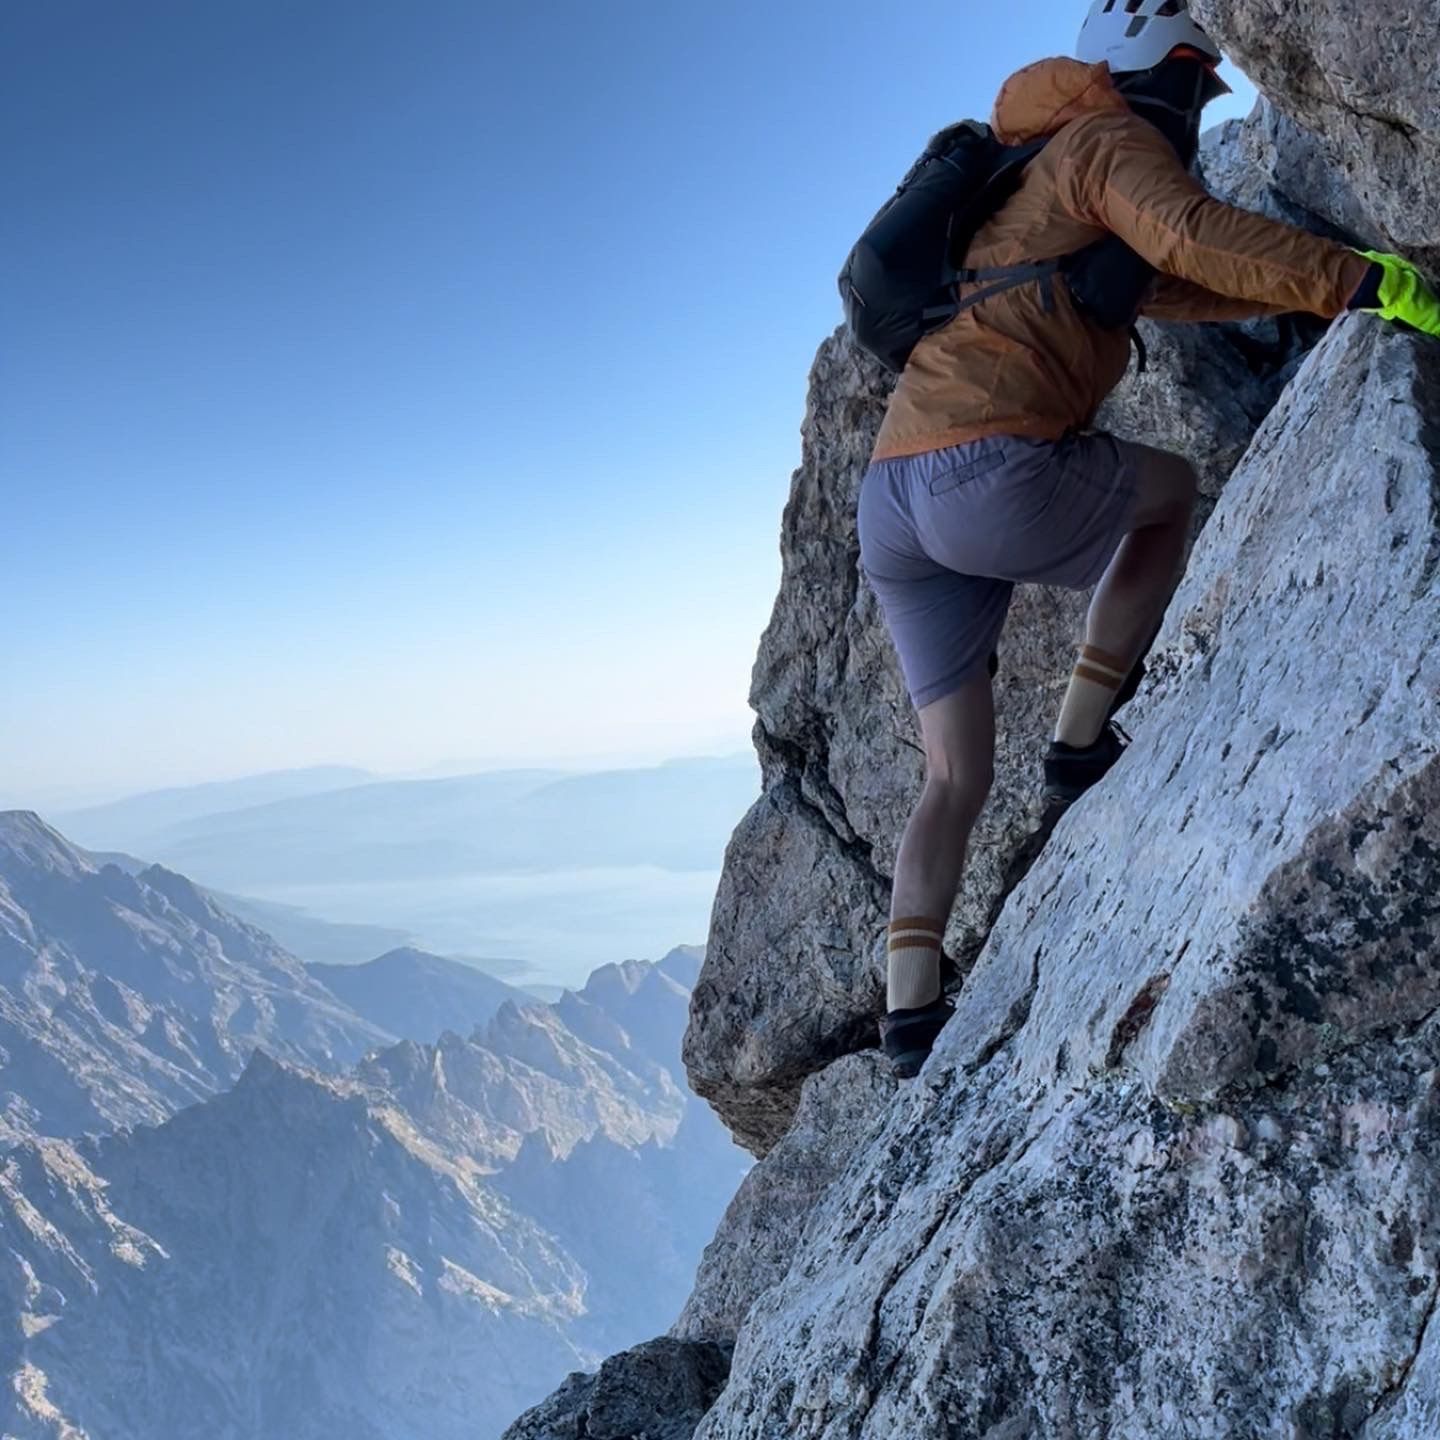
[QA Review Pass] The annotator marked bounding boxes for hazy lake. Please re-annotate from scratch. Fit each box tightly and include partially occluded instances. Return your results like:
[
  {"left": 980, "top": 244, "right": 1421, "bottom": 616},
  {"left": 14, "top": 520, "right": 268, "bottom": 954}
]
[{"left": 246, "top": 864, "right": 723, "bottom": 991}]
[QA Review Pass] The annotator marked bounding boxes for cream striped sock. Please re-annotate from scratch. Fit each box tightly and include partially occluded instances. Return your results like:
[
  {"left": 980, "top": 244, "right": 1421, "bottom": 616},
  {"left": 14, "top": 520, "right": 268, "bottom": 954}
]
[
  {"left": 887, "top": 916, "right": 945, "bottom": 1012},
  {"left": 1055, "top": 643, "right": 1130, "bottom": 748}
]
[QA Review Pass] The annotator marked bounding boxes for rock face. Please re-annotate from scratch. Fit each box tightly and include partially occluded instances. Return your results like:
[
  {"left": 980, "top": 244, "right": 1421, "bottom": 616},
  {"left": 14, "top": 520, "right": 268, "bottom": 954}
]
[
  {"left": 684, "top": 224, "right": 1318, "bottom": 1158},
  {"left": 522, "top": 27, "right": 1440, "bottom": 1433},
  {"left": 1193, "top": 0, "right": 1440, "bottom": 267},
  {"left": 673, "top": 1053, "right": 894, "bottom": 1347},
  {"left": 691, "top": 316, "right": 1440, "bottom": 1436},
  {"left": 1197, "top": 100, "right": 1371, "bottom": 245},
  {"left": 501, "top": 1338, "right": 732, "bottom": 1440}
]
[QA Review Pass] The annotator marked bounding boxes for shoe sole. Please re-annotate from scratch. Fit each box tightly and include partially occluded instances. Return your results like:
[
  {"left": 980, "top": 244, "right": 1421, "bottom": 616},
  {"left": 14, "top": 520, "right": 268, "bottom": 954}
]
[{"left": 887, "top": 1049, "right": 930, "bottom": 1080}]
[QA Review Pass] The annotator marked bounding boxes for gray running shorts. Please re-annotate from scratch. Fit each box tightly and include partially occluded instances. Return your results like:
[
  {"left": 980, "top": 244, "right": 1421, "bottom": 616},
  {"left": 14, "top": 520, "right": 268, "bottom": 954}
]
[{"left": 858, "top": 432, "right": 1139, "bottom": 710}]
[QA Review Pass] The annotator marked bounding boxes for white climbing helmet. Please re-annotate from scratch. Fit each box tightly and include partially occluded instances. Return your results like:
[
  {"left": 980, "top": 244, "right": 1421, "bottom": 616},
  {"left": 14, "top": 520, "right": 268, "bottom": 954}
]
[{"left": 1076, "top": 0, "right": 1222, "bottom": 73}]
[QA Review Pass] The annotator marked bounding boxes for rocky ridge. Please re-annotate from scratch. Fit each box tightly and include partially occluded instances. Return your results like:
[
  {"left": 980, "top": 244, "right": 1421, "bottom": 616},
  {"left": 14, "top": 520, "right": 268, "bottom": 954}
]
[
  {"left": 1193, "top": 0, "right": 1440, "bottom": 269},
  {"left": 0, "top": 1054, "right": 591, "bottom": 1440},
  {"left": 306, "top": 946, "right": 529, "bottom": 1041},
  {"left": 0, "top": 928, "right": 742, "bottom": 1440},
  {"left": 693, "top": 311, "right": 1440, "bottom": 1437},
  {"left": 0, "top": 811, "right": 387, "bottom": 1141},
  {"left": 360, "top": 998, "right": 687, "bottom": 1170}
]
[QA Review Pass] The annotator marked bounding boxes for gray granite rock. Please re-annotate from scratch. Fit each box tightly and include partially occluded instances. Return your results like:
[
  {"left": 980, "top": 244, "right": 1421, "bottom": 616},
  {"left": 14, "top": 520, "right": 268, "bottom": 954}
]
[
  {"left": 701, "top": 1032, "right": 1440, "bottom": 1439},
  {"left": 690, "top": 317, "right": 1440, "bottom": 1437},
  {"left": 1197, "top": 100, "right": 1369, "bottom": 244},
  {"left": 688, "top": 304, "right": 1317, "bottom": 1155},
  {"left": 501, "top": 1338, "right": 731, "bottom": 1440},
  {"left": 1194, "top": 0, "right": 1440, "bottom": 267},
  {"left": 672, "top": 1053, "right": 894, "bottom": 1346}
]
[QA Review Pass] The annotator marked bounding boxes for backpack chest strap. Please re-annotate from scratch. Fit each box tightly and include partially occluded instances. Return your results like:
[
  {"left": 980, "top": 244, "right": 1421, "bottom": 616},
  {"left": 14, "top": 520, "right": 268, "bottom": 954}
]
[
  {"left": 920, "top": 260, "right": 1065, "bottom": 323},
  {"left": 951, "top": 260, "right": 1063, "bottom": 316}
]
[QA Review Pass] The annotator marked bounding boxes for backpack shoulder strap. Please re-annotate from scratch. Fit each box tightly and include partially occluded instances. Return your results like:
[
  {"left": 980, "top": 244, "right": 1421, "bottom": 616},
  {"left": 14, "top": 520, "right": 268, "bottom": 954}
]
[{"left": 934, "top": 136, "right": 1061, "bottom": 319}]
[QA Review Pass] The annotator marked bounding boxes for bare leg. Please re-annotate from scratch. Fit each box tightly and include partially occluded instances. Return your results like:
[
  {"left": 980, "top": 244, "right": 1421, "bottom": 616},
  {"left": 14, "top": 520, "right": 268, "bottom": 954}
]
[
  {"left": 887, "top": 672, "right": 996, "bottom": 1009},
  {"left": 1086, "top": 443, "right": 1198, "bottom": 668},
  {"left": 1055, "top": 444, "right": 1198, "bottom": 746}
]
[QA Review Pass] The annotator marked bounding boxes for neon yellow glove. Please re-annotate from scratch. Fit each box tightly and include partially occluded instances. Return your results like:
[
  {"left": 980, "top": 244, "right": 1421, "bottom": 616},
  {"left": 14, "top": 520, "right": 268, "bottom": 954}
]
[{"left": 1356, "top": 250, "right": 1440, "bottom": 338}]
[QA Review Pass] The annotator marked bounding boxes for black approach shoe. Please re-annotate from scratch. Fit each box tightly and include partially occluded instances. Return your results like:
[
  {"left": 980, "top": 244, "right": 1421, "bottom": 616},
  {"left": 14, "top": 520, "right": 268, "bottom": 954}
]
[
  {"left": 1043, "top": 722, "right": 1131, "bottom": 810},
  {"left": 880, "top": 996, "right": 955, "bottom": 1081}
]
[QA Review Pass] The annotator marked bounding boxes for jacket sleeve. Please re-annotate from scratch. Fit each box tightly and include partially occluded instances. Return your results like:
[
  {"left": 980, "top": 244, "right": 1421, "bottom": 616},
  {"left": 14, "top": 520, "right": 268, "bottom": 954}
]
[
  {"left": 1055, "top": 114, "right": 1371, "bottom": 319},
  {"left": 1141, "top": 274, "right": 1292, "bottom": 323}
]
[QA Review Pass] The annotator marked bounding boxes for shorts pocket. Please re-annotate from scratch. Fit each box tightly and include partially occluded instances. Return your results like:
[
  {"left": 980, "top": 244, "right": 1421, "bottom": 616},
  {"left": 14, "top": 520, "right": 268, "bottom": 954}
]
[{"left": 927, "top": 447, "right": 1008, "bottom": 497}]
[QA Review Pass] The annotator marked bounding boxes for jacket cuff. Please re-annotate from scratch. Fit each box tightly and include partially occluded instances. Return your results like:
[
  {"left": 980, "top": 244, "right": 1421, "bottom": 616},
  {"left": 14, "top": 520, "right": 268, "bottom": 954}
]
[{"left": 1347, "top": 262, "right": 1385, "bottom": 312}]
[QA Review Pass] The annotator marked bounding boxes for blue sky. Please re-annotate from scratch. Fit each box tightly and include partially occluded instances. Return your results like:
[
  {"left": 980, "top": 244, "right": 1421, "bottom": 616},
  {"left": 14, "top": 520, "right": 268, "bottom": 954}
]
[{"left": 1, "top": 1, "right": 1256, "bottom": 803}]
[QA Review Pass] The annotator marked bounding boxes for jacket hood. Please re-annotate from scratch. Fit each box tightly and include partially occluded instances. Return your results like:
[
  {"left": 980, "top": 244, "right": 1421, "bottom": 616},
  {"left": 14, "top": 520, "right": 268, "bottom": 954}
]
[{"left": 990, "top": 57, "right": 1131, "bottom": 146}]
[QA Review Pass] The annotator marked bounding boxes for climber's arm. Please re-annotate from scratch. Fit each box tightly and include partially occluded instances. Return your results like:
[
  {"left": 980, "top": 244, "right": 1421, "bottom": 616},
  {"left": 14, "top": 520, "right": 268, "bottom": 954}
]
[
  {"left": 1055, "top": 112, "right": 1372, "bottom": 318},
  {"left": 1140, "top": 275, "right": 1292, "bottom": 323}
]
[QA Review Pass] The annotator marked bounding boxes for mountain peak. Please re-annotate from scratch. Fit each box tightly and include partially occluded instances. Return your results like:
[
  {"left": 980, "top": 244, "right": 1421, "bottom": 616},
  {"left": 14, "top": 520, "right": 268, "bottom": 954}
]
[
  {"left": 229, "top": 1050, "right": 359, "bottom": 1119},
  {"left": 308, "top": 949, "right": 527, "bottom": 1046},
  {"left": 137, "top": 862, "right": 206, "bottom": 906},
  {"left": 0, "top": 811, "right": 93, "bottom": 880},
  {"left": 371, "top": 946, "right": 452, "bottom": 972}
]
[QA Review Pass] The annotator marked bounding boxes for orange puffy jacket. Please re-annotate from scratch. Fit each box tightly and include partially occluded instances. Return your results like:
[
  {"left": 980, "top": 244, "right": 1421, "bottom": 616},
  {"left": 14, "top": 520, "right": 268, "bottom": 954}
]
[{"left": 871, "top": 58, "right": 1371, "bottom": 462}]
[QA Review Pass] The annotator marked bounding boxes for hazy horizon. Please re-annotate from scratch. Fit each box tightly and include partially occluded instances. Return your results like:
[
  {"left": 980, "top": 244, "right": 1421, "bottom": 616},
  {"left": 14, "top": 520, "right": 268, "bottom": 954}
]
[
  {"left": 11, "top": 752, "right": 762, "bottom": 987},
  {"left": 0, "top": 741, "right": 759, "bottom": 816}
]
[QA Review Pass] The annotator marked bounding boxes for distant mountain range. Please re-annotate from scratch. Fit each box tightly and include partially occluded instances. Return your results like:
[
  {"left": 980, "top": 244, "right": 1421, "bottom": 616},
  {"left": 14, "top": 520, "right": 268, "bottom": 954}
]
[
  {"left": 57, "top": 765, "right": 374, "bottom": 844},
  {"left": 0, "top": 811, "right": 744, "bottom": 1440},
  {"left": 78, "top": 845, "right": 480, "bottom": 970},
  {"left": 55, "top": 756, "right": 761, "bottom": 891}
]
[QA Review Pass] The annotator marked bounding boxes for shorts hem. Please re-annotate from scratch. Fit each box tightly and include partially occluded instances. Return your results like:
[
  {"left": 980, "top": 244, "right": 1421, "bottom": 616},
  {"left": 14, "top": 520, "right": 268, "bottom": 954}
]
[
  {"left": 1072, "top": 436, "right": 1141, "bottom": 588},
  {"left": 911, "top": 663, "right": 992, "bottom": 711}
]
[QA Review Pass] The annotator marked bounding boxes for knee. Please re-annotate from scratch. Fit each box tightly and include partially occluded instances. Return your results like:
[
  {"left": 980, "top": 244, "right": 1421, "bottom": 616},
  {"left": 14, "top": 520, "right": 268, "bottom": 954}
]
[
  {"left": 1174, "top": 456, "right": 1200, "bottom": 508},
  {"left": 1131, "top": 447, "right": 1200, "bottom": 528},
  {"left": 923, "top": 765, "right": 993, "bottom": 818},
  {"left": 1152, "top": 452, "right": 1198, "bottom": 518}
]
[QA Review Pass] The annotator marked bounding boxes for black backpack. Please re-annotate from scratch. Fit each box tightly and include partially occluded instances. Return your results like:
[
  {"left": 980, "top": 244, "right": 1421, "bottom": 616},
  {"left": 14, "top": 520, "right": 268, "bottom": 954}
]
[{"left": 838, "top": 121, "right": 1154, "bottom": 374}]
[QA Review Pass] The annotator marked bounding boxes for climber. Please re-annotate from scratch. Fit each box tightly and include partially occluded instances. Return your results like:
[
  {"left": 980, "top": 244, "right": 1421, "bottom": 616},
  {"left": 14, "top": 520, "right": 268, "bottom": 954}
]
[{"left": 860, "top": 0, "right": 1440, "bottom": 1080}]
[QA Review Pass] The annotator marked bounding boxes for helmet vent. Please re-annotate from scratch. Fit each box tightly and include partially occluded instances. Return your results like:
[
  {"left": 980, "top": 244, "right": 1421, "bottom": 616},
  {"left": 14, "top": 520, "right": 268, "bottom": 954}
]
[{"left": 1077, "top": 0, "right": 1221, "bottom": 71}]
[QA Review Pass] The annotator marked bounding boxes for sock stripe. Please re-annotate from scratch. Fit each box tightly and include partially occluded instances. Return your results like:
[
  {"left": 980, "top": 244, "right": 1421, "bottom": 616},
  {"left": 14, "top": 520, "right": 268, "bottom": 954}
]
[
  {"left": 889, "top": 933, "right": 943, "bottom": 953},
  {"left": 1081, "top": 644, "right": 1130, "bottom": 673},
  {"left": 1079, "top": 661, "right": 1127, "bottom": 683},
  {"left": 1074, "top": 663, "right": 1125, "bottom": 689},
  {"left": 889, "top": 916, "right": 944, "bottom": 934},
  {"left": 1058, "top": 645, "right": 1132, "bottom": 750}
]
